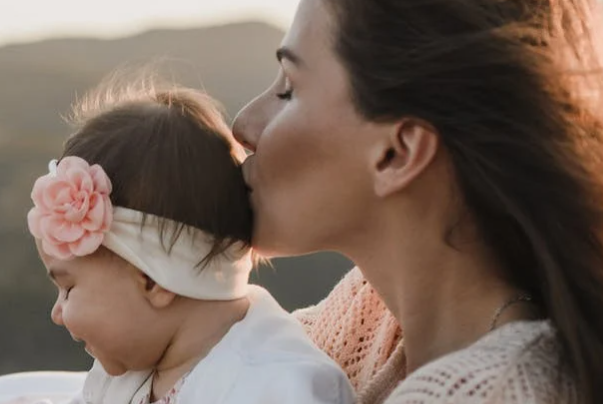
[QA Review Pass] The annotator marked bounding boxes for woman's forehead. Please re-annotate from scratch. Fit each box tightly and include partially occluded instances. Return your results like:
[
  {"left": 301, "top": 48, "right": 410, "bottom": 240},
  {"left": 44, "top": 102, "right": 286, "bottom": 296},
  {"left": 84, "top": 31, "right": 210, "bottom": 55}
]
[{"left": 281, "top": 0, "right": 334, "bottom": 63}]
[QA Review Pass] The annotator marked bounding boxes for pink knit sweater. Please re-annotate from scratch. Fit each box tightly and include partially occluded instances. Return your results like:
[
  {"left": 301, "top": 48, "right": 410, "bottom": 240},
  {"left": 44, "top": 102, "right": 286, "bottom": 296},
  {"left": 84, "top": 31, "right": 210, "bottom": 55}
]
[
  {"left": 294, "top": 268, "right": 574, "bottom": 404},
  {"left": 294, "top": 267, "right": 405, "bottom": 404},
  {"left": 383, "top": 320, "right": 575, "bottom": 404}
]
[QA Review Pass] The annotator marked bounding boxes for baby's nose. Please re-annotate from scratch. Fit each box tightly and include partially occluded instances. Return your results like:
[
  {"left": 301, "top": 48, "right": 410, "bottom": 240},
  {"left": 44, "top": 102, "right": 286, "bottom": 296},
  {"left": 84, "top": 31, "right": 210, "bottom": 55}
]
[{"left": 51, "top": 301, "right": 64, "bottom": 326}]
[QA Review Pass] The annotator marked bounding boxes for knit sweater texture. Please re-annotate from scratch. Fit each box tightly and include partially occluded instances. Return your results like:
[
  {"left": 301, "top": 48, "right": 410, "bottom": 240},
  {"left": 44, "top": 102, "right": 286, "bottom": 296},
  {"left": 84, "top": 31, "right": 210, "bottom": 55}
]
[
  {"left": 294, "top": 267, "right": 405, "bottom": 404},
  {"left": 294, "top": 268, "right": 577, "bottom": 404},
  {"left": 384, "top": 320, "right": 576, "bottom": 403}
]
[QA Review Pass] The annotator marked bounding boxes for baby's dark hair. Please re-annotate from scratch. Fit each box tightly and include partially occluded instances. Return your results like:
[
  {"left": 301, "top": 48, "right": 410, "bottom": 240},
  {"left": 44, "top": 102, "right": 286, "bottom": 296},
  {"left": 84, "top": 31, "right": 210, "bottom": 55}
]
[{"left": 61, "top": 76, "right": 252, "bottom": 265}]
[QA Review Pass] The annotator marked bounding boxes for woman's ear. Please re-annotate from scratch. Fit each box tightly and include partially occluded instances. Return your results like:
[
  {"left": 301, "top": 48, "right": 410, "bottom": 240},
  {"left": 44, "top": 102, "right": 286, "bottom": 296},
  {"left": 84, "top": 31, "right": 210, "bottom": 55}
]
[
  {"left": 135, "top": 272, "right": 177, "bottom": 309},
  {"left": 372, "top": 119, "right": 439, "bottom": 198}
]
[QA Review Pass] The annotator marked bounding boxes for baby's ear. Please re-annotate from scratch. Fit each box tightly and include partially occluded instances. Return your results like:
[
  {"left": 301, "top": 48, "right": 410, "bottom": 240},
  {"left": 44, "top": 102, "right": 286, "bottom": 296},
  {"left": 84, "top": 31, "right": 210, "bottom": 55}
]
[{"left": 136, "top": 272, "right": 177, "bottom": 309}]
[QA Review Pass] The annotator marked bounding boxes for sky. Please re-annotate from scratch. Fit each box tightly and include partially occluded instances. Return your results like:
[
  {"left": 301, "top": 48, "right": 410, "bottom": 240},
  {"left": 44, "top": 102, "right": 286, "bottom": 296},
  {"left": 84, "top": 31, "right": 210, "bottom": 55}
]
[{"left": 0, "top": 0, "right": 300, "bottom": 46}]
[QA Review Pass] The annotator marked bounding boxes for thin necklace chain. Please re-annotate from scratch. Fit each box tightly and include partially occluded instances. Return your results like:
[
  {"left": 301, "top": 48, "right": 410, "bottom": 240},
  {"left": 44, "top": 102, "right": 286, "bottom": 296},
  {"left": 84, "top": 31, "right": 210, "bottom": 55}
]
[{"left": 488, "top": 294, "right": 534, "bottom": 331}]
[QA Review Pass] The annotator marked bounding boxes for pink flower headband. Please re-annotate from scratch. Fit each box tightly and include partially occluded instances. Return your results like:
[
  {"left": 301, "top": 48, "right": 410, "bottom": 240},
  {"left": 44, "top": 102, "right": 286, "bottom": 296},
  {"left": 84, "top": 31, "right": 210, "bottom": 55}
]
[
  {"left": 27, "top": 157, "right": 252, "bottom": 300},
  {"left": 27, "top": 156, "right": 113, "bottom": 260}
]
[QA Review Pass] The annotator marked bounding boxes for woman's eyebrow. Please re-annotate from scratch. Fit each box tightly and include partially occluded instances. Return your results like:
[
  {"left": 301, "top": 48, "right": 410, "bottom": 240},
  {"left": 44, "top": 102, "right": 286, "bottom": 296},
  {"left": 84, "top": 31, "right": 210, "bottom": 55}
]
[{"left": 276, "top": 47, "right": 305, "bottom": 68}]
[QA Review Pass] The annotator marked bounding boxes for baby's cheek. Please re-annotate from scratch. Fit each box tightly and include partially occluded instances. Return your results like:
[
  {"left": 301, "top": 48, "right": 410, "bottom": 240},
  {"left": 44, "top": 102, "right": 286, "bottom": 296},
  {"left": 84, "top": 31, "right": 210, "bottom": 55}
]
[{"left": 60, "top": 305, "right": 87, "bottom": 338}]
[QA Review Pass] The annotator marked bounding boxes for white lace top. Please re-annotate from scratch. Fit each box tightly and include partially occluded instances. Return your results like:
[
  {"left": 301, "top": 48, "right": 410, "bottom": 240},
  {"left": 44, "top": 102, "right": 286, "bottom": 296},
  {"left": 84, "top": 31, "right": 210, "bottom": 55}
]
[{"left": 384, "top": 320, "right": 579, "bottom": 404}]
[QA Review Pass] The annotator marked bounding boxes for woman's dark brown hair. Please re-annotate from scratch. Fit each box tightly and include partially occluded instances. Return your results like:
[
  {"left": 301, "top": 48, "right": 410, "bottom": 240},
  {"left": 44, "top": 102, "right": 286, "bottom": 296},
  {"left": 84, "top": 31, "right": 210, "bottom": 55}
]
[
  {"left": 60, "top": 77, "right": 252, "bottom": 265},
  {"left": 324, "top": 0, "right": 603, "bottom": 401}
]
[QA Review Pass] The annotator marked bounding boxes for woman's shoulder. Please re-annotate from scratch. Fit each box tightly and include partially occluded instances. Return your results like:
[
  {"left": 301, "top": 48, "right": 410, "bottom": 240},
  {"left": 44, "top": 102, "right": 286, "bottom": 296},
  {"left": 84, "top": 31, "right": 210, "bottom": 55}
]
[
  {"left": 293, "top": 266, "right": 368, "bottom": 324},
  {"left": 384, "top": 320, "right": 577, "bottom": 404},
  {"left": 292, "top": 267, "right": 404, "bottom": 396}
]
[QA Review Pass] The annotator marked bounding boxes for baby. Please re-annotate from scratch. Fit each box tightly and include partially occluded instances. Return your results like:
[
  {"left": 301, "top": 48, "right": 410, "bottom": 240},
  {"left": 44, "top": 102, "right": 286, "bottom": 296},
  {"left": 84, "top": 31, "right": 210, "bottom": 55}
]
[{"left": 26, "top": 79, "right": 355, "bottom": 404}]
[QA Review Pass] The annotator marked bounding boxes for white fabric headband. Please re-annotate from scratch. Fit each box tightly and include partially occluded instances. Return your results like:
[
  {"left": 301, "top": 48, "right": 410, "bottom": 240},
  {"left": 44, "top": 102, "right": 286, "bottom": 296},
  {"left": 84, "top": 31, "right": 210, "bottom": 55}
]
[{"left": 27, "top": 156, "right": 252, "bottom": 300}]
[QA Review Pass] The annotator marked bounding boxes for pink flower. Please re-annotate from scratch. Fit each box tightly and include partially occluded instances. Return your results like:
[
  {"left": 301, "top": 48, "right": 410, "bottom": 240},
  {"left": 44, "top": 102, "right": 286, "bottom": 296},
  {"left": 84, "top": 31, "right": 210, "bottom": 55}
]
[{"left": 27, "top": 156, "right": 113, "bottom": 260}]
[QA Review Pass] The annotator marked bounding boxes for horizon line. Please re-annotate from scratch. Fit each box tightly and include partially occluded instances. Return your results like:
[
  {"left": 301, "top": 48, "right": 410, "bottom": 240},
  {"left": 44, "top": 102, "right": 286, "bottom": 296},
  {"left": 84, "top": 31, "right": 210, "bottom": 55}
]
[{"left": 0, "top": 15, "right": 288, "bottom": 48}]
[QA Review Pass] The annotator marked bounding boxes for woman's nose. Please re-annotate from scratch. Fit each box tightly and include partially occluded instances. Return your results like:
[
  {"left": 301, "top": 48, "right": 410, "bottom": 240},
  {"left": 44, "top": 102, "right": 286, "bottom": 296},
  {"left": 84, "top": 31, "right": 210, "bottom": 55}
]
[
  {"left": 51, "top": 300, "right": 64, "bottom": 326},
  {"left": 232, "top": 96, "right": 268, "bottom": 153}
]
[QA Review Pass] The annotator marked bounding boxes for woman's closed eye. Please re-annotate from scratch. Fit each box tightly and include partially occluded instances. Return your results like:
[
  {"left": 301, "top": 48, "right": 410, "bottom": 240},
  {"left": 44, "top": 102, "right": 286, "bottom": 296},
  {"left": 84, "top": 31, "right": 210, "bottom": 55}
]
[
  {"left": 276, "top": 89, "right": 293, "bottom": 100},
  {"left": 276, "top": 77, "right": 294, "bottom": 100}
]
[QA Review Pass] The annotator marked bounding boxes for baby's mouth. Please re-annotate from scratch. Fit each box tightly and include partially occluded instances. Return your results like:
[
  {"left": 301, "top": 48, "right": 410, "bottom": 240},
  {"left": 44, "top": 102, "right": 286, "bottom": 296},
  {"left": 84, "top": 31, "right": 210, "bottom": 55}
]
[
  {"left": 82, "top": 342, "right": 96, "bottom": 358},
  {"left": 70, "top": 334, "right": 93, "bottom": 355}
]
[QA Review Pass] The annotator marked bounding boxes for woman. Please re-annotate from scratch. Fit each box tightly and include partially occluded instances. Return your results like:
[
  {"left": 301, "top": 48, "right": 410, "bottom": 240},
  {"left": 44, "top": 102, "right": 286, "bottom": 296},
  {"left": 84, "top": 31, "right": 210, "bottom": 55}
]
[{"left": 233, "top": 0, "right": 603, "bottom": 402}]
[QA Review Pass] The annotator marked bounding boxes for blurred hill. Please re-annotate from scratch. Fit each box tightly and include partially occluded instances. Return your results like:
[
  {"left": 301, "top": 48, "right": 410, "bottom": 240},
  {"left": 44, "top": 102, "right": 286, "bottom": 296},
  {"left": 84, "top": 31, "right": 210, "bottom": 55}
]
[{"left": 0, "top": 22, "right": 352, "bottom": 375}]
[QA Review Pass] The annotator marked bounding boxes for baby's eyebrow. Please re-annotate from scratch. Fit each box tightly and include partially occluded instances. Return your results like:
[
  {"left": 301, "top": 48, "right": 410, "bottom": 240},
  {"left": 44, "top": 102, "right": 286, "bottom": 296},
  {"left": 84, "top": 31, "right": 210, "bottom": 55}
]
[{"left": 47, "top": 267, "right": 70, "bottom": 282}]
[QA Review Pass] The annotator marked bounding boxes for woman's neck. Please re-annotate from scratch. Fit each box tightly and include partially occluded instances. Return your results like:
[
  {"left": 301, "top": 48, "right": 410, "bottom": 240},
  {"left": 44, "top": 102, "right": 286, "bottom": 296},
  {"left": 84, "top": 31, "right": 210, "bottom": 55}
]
[
  {"left": 150, "top": 297, "right": 250, "bottom": 400},
  {"left": 348, "top": 218, "right": 534, "bottom": 374}
]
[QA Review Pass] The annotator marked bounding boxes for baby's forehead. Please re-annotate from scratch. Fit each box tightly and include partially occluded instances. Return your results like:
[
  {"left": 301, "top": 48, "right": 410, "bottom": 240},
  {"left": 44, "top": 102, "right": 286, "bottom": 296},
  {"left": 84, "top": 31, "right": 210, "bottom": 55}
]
[
  {"left": 35, "top": 249, "right": 72, "bottom": 281},
  {"left": 35, "top": 244, "right": 69, "bottom": 272},
  {"left": 34, "top": 239, "right": 52, "bottom": 265}
]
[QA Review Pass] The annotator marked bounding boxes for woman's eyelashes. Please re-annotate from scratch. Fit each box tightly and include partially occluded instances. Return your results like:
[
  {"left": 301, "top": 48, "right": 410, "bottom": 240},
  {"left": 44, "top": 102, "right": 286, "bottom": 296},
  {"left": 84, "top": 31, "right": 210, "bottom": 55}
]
[
  {"left": 276, "top": 77, "right": 294, "bottom": 100},
  {"left": 276, "top": 89, "right": 293, "bottom": 100}
]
